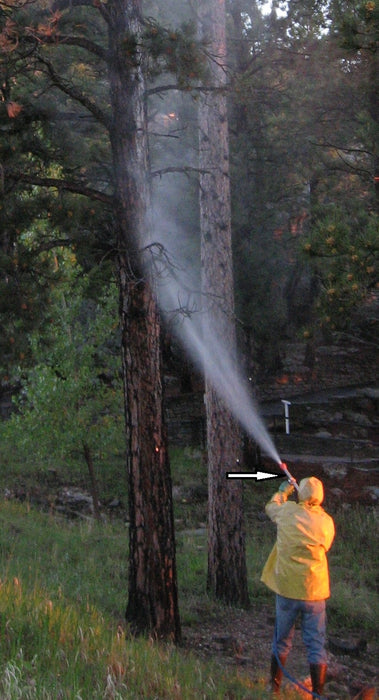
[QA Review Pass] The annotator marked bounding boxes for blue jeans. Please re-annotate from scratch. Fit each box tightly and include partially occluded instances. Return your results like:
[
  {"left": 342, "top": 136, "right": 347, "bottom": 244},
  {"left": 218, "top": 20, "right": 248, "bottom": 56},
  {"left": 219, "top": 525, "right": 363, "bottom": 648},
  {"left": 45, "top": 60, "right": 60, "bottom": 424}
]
[{"left": 273, "top": 594, "right": 327, "bottom": 664}]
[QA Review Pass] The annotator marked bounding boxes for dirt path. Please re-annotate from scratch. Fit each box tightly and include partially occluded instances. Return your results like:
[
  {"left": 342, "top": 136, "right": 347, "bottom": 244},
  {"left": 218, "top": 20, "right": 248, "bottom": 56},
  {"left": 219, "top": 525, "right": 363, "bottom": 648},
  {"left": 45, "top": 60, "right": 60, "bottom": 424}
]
[{"left": 183, "top": 602, "right": 378, "bottom": 698}]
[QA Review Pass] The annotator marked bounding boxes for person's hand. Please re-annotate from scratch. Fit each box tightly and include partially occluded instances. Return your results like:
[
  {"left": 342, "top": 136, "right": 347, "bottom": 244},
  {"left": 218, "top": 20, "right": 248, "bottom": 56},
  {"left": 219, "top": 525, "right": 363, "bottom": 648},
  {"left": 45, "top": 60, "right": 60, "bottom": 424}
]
[{"left": 279, "top": 481, "right": 295, "bottom": 496}]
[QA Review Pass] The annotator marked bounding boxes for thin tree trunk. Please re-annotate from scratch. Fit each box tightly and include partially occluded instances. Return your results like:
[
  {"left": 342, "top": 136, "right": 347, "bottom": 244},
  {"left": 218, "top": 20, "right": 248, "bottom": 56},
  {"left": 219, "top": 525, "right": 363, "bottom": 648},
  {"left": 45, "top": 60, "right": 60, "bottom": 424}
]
[
  {"left": 369, "top": 48, "right": 379, "bottom": 212},
  {"left": 198, "top": 0, "right": 249, "bottom": 607},
  {"left": 107, "top": 0, "right": 181, "bottom": 641},
  {"left": 82, "top": 442, "right": 102, "bottom": 521}
]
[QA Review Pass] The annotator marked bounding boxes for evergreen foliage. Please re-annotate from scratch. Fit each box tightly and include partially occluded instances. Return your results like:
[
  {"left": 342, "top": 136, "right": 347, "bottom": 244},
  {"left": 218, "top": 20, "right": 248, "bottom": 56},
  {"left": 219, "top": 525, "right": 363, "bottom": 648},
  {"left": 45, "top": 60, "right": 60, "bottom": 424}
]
[
  {"left": 303, "top": 207, "right": 378, "bottom": 335},
  {"left": 227, "top": 0, "right": 378, "bottom": 348},
  {"left": 2, "top": 273, "right": 123, "bottom": 477},
  {"left": 1, "top": 0, "right": 377, "bottom": 389}
]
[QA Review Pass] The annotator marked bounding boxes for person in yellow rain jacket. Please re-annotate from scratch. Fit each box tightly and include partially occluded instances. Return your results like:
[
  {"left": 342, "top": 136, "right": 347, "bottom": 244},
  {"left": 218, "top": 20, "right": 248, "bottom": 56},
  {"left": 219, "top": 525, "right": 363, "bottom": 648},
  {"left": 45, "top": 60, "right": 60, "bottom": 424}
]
[{"left": 261, "top": 476, "right": 335, "bottom": 697}]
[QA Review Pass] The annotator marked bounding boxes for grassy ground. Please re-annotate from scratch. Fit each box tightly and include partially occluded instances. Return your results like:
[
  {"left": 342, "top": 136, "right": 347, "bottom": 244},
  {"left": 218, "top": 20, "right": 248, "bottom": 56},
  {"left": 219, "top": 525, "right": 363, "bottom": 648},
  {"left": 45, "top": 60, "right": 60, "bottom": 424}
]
[
  {"left": 0, "top": 446, "right": 377, "bottom": 698},
  {"left": 0, "top": 501, "right": 268, "bottom": 699}
]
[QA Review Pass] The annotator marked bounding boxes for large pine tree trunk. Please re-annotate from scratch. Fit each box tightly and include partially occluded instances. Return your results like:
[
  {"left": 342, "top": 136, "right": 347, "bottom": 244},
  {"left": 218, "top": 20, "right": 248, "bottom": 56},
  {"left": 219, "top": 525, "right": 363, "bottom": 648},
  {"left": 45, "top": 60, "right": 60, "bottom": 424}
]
[
  {"left": 120, "top": 278, "right": 180, "bottom": 641},
  {"left": 108, "top": 0, "right": 180, "bottom": 641},
  {"left": 198, "top": 0, "right": 249, "bottom": 607}
]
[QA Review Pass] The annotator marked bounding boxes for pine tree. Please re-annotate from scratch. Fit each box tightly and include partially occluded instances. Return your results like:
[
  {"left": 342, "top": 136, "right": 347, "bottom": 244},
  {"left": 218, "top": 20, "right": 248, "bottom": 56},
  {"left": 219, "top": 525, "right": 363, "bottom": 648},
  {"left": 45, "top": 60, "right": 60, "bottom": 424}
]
[
  {"left": 1, "top": 0, "right": 181, "bottom": 641},
  {"left": 198, "top": 0, "right": 249, "bottom": 607}
]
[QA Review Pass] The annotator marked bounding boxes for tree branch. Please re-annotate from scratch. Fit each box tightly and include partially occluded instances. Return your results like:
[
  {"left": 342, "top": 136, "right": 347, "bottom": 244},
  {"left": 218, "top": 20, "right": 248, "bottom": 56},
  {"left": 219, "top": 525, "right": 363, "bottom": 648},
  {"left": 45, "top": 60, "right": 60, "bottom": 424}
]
[
  {"left": 34, "top": 237, "right": 74, "bottom": 252},
  {"left": 310, "top": 140, "right": 372, "bottom": 159},
  {"left": 146, "top": 83, "right": 230, "bottom": 97},
  {"left": 37, "top": 53, "right": 111, "bottom": 129},
  {"left": 41, "top": 33, "right": 107, "bottom": 61},
  {"left": 52, "top": 0, "right": 108, "bottom": 20},
  {"left": 151, "top": 165, "right": 208, "bottom": 179},
  {"left": 146, "top": 84, "right": 184, "bottom": 96},
  {"left": 9, "top": 172, "right": 113, "bottom": 205}
]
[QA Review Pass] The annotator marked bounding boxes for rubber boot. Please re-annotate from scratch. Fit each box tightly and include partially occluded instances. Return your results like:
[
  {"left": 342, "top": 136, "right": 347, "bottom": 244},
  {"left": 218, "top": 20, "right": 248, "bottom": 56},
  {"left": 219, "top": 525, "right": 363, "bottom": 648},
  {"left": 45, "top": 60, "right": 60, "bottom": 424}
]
[
  {"left": 270, "top": 654, "right": 287, "bottom": 695},
  {"left": 310, "top": 663, "right": 327, "bottom": 697}
]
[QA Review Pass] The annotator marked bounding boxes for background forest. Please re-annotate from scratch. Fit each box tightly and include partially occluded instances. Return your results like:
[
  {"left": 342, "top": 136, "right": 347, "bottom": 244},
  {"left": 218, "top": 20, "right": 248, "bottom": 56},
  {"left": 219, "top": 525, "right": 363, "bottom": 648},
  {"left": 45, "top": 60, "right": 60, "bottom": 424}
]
[{"left": 1, "top": 0, "right": 378, "bottom": 412}]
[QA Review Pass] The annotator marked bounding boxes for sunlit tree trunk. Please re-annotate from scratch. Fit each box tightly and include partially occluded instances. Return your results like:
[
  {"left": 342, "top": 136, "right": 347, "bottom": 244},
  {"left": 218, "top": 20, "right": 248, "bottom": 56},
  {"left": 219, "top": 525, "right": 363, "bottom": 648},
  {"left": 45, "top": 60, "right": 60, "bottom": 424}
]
[
  {"left": 108, "top": 0, "right": 181, "bottom": 641},
  {"left": 197, "top": 0, "right": 249, "bottom": 606}
]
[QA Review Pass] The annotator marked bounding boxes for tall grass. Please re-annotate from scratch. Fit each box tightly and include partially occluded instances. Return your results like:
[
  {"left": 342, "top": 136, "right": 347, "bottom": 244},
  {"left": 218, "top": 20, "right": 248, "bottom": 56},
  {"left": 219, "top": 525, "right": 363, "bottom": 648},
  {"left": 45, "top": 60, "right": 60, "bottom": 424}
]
[
  {"left": 327, "top": 505, "right": 379, "bottom": 635},
  {"left": 0, "top": 500, "right": 271, "bottom": 699},
  {"left": 0, "top": 574, "right": 255, "bottom": 699}
]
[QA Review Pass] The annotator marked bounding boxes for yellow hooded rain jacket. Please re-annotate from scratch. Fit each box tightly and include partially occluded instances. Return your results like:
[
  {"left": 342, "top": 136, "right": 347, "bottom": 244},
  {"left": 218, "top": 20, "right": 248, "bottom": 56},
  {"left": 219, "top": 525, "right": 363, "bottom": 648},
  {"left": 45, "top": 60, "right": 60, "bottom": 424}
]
[{"left": 260, "top": 477, "right": 335, "bottom": 601}]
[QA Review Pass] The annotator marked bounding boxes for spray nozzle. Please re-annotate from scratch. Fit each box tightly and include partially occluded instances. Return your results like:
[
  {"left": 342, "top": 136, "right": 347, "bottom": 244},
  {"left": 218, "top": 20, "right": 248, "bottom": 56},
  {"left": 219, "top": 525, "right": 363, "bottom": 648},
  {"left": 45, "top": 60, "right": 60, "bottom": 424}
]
[{"left": 280, "top": 461, "right": 299, "bottom": 491}]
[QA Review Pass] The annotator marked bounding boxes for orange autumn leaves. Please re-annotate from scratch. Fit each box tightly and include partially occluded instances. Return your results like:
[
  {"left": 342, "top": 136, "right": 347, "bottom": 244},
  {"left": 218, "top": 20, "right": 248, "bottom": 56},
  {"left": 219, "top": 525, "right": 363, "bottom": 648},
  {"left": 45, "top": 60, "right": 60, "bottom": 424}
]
[{"left": 6, "top": 100, "right": 23, "bottom": 117}]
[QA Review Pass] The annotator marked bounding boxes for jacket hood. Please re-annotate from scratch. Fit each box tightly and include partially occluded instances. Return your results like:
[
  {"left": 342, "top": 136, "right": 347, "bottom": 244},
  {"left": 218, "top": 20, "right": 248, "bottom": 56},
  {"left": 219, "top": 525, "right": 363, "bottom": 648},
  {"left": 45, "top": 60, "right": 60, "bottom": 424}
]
[{"left": 298, "top": 477, "right": 324, "bottom": 505}]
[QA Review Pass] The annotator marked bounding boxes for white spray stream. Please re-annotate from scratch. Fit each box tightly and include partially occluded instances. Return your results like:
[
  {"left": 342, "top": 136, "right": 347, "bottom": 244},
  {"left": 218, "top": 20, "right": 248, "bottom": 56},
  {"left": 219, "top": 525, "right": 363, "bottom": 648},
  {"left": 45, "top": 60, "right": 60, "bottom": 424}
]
[
  {"left": 169, "top": 290, "right": 280, "bottom": 465},
  {"left": 144, "top": 219, "right": 283, "bottom": 469}
]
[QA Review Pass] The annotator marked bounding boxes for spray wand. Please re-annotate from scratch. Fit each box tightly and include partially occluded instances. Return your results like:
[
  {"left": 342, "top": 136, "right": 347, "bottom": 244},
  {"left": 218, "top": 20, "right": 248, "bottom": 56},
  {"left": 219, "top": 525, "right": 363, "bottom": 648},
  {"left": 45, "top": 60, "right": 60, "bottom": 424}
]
[{"left": 279, "top": 461, "right": 299, "bottom": 492}]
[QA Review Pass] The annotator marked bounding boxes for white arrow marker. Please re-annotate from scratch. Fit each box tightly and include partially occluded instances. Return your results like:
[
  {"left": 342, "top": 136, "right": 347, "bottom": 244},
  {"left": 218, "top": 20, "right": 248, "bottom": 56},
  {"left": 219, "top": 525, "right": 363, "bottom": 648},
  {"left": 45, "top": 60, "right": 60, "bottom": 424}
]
[{"left": 226, "top": 471, "right": 282, "bottom": 482}]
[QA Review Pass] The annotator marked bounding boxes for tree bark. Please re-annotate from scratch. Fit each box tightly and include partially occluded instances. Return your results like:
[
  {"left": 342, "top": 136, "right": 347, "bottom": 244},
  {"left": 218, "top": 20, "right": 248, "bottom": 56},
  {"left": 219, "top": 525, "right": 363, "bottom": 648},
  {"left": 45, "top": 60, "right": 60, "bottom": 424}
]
[
  {"left": 107, "top": 0, "right": 181, "bottom": 641},
  {"left": 82, "top": 442, "right": 102, "bottom": 521},
  {"left": 197, "top": 0, "right": 249, "bottom": 607},
  {"left": 120, "top": 279, "right": 180, "bottom": 641},
  {"left": 368, "top": 45, "right": 379, "bottom": 213}
]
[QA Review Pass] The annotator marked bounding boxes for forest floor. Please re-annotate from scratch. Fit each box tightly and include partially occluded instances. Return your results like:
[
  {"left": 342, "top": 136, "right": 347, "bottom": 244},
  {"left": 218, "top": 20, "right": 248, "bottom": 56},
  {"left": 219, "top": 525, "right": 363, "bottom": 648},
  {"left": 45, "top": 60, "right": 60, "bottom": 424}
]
[
  {"left": 3, "top": 422, "right": 378, "bottom": 698},
  {"left": 7, "top": 453, "right": 377, "bottom": 698},
  {"left": 182, "top": 598, "right": 378, "bottom": 699}
]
